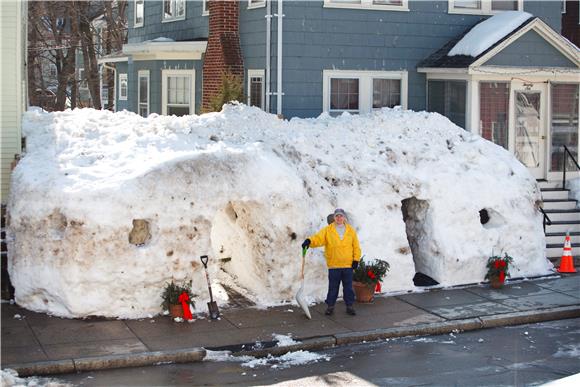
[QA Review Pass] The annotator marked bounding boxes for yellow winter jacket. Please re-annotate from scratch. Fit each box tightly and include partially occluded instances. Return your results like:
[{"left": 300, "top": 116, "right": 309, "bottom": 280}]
[{"left": 308, "top": 223, "right": 362, "bottom": 269}]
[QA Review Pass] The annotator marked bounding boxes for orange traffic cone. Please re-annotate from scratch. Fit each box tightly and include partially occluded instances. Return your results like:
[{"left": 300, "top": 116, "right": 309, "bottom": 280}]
[{"left": 558, "top": 232, "right": 576, "bottom": 273}]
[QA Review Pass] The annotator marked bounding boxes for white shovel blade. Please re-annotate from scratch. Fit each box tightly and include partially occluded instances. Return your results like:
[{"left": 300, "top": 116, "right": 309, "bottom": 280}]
[{"left": 296, "top": 282, "right": 311, "bottom": 319}]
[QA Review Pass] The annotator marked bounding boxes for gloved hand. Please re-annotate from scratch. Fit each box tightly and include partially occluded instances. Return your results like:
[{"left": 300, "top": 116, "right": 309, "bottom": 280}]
[
  {"left": 352, "top": 261, "right": 359, "bottom": 270},
  {"left": 301, "top": 239, "right": 311, "bottom": 249}
]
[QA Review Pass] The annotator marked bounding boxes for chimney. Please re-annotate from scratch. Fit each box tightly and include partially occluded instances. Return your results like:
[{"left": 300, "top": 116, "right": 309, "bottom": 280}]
[{"left": 202, "top": 0, "right": 244, "bottom": 111}]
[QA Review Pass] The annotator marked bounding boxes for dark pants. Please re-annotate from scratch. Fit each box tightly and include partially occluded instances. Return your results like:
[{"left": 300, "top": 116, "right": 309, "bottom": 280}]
[{"left": 326, "top": 268, "right": 355, "bottom": 307}]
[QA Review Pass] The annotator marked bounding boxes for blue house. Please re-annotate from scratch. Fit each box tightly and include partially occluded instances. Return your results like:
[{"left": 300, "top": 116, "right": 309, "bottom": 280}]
[{"left": 100, "top": 0, "right": 579, "bottom": 183}]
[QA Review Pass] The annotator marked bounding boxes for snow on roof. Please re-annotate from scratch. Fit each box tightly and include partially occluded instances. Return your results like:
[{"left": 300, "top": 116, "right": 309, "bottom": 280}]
[{"left": 448, "top": 11, "right": 533, "bottom": 57}]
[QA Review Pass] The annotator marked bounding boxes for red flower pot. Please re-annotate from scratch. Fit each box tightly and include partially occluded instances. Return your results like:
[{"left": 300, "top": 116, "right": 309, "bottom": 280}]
[{"left": 353, "top": 281, "right": 375, "bottom": 303}]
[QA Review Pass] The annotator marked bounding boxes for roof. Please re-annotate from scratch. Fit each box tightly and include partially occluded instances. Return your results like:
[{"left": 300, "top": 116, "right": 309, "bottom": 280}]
[{"left": 418, "top": 17, "right": 536, "bottom": 69}]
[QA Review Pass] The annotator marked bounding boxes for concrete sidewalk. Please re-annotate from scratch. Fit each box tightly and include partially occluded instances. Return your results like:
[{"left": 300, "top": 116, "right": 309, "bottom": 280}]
[{"left": 2, "top": 274, "right": 579, "bottom": 376}]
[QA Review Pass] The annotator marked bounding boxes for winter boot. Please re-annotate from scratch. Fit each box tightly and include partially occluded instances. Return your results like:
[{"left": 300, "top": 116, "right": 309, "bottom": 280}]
[
  {"left": 346, "top": 306, "right": 356, "bottom": 316},
  {"left": 325, "top": 306, "right": 334, "bottom": 316}
]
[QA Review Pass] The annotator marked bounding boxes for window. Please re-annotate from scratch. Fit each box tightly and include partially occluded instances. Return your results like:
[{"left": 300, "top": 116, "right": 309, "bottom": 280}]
[
  {"left": 138, "top": 70, "right": 149, "bottom": 117},
  {"left": 162, "top": 69, "right": 195, "bottom": 116},
  {"left": 449, "top": 0, "right": 522, "bottom": 14},
  {"left": 427, "top": 80, "right": 467, "bottom": 128},
  {"left": 248, "top": 0, "right": 266, "bottom": 9},
  {"left": 323, "top": 70, "right": 407, "bottom": 115},
  {"left": 78, "top": 68, "right": 88, "bottom": 89},
  {"left": 561, "top": 0, "right": 566, "bottom": 14},
  {"left": 135, "top": 0, "right": 144, "bottom": 27},
  {"left": 202, "top": 0, "right": 209, "bottom": 16},
  {"left": 163, "top": 0, "right": 185, "bottom": 21},
  {"left": 324, "top": 0, "right": 409, "bottom": 11},
  {"left": 479, "top": 82, "right": 509, "bottom": 149},
  {"left": 119, "top": 73, "right": 128, "bottom": 100},
  {"left": 247, "top": 70, "right": 265, "bottom": 110},
  {"left": 373, "top": 78, "right": 401, "bottom": 109},
  {"left": 550, "top": 83, "right": 579, "bottom": 171}
]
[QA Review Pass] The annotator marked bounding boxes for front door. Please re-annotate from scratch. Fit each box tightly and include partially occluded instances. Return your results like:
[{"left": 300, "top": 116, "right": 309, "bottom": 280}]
[{"left": 511, "top": 81, "right": 547, "bottom": 179}]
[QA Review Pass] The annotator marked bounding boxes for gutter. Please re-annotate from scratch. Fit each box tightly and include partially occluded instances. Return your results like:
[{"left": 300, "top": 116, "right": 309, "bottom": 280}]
[
  {"left": 100, "top": 62, "right": 117, "bottom": 112},
  {"left": 265, "top": 0, "right": 272, "bottom": 113},
  {"left": 275, "top": 0, "right": 284, "bottom": 116}
]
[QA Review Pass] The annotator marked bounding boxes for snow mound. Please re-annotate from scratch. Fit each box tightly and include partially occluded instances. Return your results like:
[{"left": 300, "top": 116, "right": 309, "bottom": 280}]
[
  {"left": 7, "top": 104, "right": 551, "bottom": 318},
  {"left": 448, "top": 11, "right": 533, "bottom": 57}
]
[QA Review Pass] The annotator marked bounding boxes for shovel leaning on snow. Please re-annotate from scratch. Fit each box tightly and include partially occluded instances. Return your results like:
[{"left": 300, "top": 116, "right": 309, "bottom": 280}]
[{"left": 296, "top": 247, "right": 312, "bottom": 319}]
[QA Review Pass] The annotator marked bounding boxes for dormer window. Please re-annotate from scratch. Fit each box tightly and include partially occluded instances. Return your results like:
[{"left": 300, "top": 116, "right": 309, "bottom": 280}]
[{"left": 163, "top": 0, "right": 186, "bottom": 22}]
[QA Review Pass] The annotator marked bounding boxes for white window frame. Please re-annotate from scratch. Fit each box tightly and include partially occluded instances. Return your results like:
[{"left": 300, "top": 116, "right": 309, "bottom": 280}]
[
  {"left": 119, "top": 73, "right": 128, "bottom": 101},
  {"left": 561, "top": 0, "right": 566, "bottom": 14},
  {"left": 247, "top": 69, "right": 265, "bottom": 109},
  {"left": 162, "top": 0, "right": 186, "bottom": 22},
  {"left": 448, "top": 0, "right": 524, "bottom": 15},
  {"left": 78, "top": 68, "right": 88, "bottom": 90},
  {"left": 138, "top": 70, "right": 150, "bottom": 117},
  {"left": 323, "top": 70, "right": 408, "bottom": 114},
  {"left": 248, "top": 0, "right": 267, "bottom": 10},
  {"left": 323, "top": 0, "right": 409, "bottom": 12},
  {"left": 161, "top": 69, "right": 196, "bottom": 116},
  {"left": 134, "top": 0, "right": 144, "bottom": 28},
  {"left": 202, "top": 0, "right": 209, "bottom": 16}
]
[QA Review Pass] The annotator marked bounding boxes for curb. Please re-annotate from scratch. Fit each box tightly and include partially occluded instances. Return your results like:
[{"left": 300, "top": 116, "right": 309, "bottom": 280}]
[
  {"left": 6, "top": 348, "right": 206, "bottom": 377},
  {"left": 4, "top": 306, "right": 579, "bottom": 377}
]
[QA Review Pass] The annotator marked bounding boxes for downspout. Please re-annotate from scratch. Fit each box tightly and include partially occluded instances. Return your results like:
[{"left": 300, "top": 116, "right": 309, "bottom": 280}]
[
  {"left": 276, "top": 0, "right": 284, "bottom": 116},
  {"left": 265, "top": 0, "right": 271, "bottom": 113},
  {"left": 101, "top": 62, "right": 117, "bottom": 112}
]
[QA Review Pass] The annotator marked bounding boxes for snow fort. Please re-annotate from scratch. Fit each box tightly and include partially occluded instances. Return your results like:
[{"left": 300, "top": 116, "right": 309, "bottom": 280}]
[{"left": 7, "top": 105, "right": 552, "bottom": 318}]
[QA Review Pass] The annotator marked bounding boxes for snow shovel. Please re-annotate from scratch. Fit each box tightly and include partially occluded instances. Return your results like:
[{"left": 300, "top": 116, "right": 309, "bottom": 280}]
[
  {"left": 200, "top": 255, "right": 220, "bottom": 319},
  {"left": 296, "top": 247, "right": 312, "bottom": 319}
]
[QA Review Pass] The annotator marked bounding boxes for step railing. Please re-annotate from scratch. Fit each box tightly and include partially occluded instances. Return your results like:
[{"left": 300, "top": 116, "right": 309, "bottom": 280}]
[
  {"left": 562, "top": 145, "right": 580, "bottom": 190},
  {"left": 539, "top": 207, "right": 552, "bottom": 233}
]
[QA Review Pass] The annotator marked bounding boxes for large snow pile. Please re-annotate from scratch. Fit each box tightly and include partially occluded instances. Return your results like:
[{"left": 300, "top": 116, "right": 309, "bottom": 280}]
[{"left": 7, "top": 104, "right": 552, "bottom": 318}]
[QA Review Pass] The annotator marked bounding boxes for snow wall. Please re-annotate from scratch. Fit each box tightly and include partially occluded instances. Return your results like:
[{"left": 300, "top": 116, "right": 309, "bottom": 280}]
[{"left": 7, "top": 105, "right": 553, "bottom": 318}]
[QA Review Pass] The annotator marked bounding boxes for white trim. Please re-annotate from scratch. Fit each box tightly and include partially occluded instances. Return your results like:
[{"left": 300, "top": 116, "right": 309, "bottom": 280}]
[
  {"left": 161, "top": 69, "right": 196, "bottom": 116},
  {"left": 322, "top": 70, "right": 408, "bottom": 114},
  {"left": 202, "top": 0, "right": 209, "bottom": 16},
  {"left": 123, "top": 41, "right": 207, "bottom": 61},
  {"left": 447, "top": 0, "right": 524, "bottom": 15},
  {"left": 324, "top": 0, "right": 409, "bottom": 12},
  {"left": 162, "top": 0, "right": 186, "bottom": 23},
  {"left": 119, "top": 73, "right": 128, "bottom": 101},
  {"left": 138, "top": 70, "right": 150, "bottom": 117},
  {"left": 561, "top": 0, "right": 566, "bottom": 14},
  {"left": 98, "top": 56, "right": 129, "bottom": 64},
  {"left": 134, "top": 0, "right": 144, "bottom": 28},
  {"left": 472, "top": 18, "right": 580, "bottom": 68},
  {"left": 247, "top": 69, "right": 265, "bottom": 109},
  {"left": 248, "top": 0, "right": 266, "bottom": 10},
  {"left": 469, "top": 66, "right": 580, "bottom": 77}
]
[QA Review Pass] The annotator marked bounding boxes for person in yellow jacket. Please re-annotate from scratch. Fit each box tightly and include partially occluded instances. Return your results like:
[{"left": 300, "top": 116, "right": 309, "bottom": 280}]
[{"left": 302, "top": 208, "right": 361, "bottom": 316}]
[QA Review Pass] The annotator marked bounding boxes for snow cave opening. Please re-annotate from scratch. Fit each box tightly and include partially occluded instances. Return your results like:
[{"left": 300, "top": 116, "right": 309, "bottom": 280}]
[
  {"left": 209, "top": 201, "right": 265, "bottom": 298},
  {"left": 401, "top": 197, "right": 439, "bottom": 287}
]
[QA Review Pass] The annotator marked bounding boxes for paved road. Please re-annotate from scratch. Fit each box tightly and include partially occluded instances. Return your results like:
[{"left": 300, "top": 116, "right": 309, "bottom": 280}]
[{"left": 53, "top": 318, "right": 580, "bottom": 386}]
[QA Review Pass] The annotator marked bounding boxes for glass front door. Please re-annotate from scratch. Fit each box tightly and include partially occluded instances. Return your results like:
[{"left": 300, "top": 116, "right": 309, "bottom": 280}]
[{"left": 512, "top": 83, "right": 546, "bottom": 178}]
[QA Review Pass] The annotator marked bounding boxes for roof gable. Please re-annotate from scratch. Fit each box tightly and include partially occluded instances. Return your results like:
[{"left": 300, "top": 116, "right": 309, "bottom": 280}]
[{"left": 418, "top": 17, "right": 579, "bottom": 70}]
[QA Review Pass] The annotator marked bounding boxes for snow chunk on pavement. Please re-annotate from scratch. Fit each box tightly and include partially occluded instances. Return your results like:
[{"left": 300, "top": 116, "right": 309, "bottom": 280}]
[
  {"left": 274, "top": 334, "right": 299, "bottom": 347},
  {"left": 1, "top": 369, "right": 72, "bottom": 387},
  {"left": 242, "top": 350, "right": 330, "bottom": 369},
  {"left": 8, "top": 104, "right": 551, "bottom": 318},
  {"left": 449, "top": 11, "right": 533, "bottom": 57}
]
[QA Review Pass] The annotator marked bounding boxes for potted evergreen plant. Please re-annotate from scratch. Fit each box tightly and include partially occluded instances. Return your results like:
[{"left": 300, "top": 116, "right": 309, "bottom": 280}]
[
  {"left": 161, "top": 280, "right": 195, "bottom": 319},
  {"left": 352, "top": 258, "right": 390, "bottom": 303},
  {"left": 485, "top": 253, "right": 514, "bottom": 289}
]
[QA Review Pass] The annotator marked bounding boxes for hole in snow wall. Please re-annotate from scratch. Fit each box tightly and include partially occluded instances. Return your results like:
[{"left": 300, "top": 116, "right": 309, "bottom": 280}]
[
  {"left": 401, "top": 197, "right": 441, "bottom": 284},
  {"left": 209, "top": 201, "right": 294, "bottom": 303}
]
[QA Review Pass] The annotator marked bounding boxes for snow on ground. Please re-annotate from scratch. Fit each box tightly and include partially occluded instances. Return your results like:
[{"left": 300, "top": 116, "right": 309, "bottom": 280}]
[
  {"left": 448, "top": 11, "right": 533, "bottom": 57},
  {"left": 1, "top": 369, "right": 72, "bottom": 387},
  {"left": 7, "top": 104, "right": 552, "bottom": 318},
  {"left": 203, "top": 348, "right": 329, "bottom": 370}
]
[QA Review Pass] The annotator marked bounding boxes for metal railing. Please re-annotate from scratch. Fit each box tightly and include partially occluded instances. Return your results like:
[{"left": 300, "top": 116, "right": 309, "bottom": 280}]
[
  {"left": 539, "top": 207, "right": 552, "bottom": 234},
  {"left": 562, "top": 145, "right": 580, "bottom": 190}
]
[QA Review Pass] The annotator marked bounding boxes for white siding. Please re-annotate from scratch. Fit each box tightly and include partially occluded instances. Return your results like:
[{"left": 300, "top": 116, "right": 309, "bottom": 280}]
[{"left": 0, "top": 0, "right": 25, "bottom": 204}]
